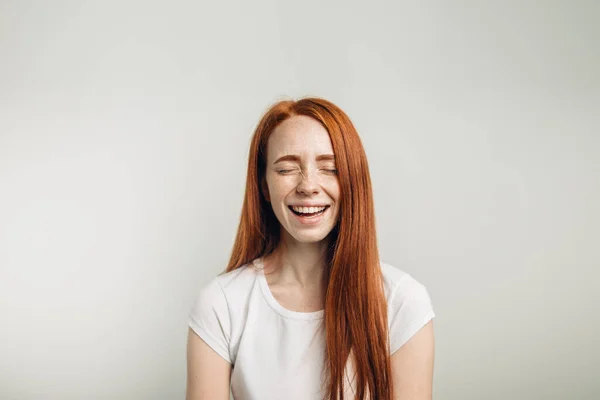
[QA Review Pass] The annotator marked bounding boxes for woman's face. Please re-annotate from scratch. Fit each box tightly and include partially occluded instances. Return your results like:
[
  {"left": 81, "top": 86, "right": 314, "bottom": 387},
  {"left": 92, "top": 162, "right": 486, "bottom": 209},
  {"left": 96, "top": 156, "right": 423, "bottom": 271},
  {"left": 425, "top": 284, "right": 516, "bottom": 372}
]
[{"left": 263, "top": 115, "right": 341, "bottom": 244}]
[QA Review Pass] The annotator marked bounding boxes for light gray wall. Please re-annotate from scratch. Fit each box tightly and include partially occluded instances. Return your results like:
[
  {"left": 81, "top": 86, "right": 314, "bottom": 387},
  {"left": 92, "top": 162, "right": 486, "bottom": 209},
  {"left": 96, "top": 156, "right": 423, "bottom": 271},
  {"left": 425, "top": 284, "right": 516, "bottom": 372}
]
[{"left": 1, "top": 1, "right": 598, "bottom": 399}]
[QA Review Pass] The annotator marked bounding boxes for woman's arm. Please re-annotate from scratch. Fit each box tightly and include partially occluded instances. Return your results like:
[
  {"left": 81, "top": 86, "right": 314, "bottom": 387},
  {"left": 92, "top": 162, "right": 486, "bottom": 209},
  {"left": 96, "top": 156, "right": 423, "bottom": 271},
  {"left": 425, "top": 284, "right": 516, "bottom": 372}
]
[
  {"left": 186, "top": 327, "right": 232, "bottom": 400},
  {"left": 390, "top": 320, "right": 435, "bottom": 400}
]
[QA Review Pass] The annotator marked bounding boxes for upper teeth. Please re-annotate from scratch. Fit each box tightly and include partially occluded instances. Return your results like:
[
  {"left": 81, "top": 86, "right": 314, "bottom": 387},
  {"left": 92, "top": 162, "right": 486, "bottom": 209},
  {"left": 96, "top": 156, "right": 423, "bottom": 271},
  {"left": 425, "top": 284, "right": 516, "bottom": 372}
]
[{"left": 292, "top": 206, "right": 326, "bottom": 214}]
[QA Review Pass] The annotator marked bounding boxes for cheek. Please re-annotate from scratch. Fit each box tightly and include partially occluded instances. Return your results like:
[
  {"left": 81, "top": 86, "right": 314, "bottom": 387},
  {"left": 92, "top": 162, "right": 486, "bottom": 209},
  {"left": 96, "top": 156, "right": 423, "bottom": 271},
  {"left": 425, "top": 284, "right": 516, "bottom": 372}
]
[
  {"left": 267, "top": 176, "right": 294, "bottom": 200},
  {"left": 334, "top": 181, "right": 341, "bottom": 196},
  {"left": 327, "top": 179, "right": 341, "bottom": 201}
]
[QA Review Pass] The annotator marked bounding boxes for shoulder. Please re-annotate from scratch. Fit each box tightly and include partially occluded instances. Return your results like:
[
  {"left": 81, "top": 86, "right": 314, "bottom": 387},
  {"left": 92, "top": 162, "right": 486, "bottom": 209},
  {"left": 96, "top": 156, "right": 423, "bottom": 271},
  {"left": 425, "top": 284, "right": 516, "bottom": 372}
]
[
  {"left": 192, "top": 260, "right": 260, "bottom": 309},
  {"left": 380, "top": 261, "right": 435, "bottom": 353},
  {"left": 380, "top": 261, "right": 430, "bottom": 301},
  {"left": 188, "top": 260, "right": 261, "bottom": 362}
]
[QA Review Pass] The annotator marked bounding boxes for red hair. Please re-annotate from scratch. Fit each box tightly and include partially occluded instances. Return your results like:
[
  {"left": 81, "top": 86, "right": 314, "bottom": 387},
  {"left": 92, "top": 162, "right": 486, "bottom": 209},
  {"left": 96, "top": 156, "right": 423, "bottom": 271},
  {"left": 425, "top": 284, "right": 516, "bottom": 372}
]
[{"left": 225, "top": 97, "right": 392, "bottom": 399}]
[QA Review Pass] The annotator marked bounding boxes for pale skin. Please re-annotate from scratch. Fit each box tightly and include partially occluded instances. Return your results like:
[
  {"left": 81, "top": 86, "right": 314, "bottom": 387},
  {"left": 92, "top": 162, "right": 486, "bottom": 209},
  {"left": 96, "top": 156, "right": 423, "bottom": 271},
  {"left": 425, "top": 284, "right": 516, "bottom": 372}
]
[{"left": 186, "top": 115, "right": 435, "bottom": 399}]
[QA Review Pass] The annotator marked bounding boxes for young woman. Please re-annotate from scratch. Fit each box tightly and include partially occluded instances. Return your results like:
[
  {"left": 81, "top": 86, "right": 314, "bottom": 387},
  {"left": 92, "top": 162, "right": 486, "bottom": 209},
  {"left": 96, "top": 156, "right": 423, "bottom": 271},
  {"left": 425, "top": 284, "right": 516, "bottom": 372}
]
[{"left": 186, "top": 98, "right": 435, "bottom": 400}]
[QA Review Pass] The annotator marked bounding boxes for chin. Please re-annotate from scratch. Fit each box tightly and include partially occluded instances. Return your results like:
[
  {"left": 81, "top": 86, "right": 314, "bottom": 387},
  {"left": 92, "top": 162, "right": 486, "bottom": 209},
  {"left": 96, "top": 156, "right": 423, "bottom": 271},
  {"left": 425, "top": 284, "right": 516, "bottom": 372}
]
[{"left": 290, "top": 231, "right": 331, "bottom": 244}]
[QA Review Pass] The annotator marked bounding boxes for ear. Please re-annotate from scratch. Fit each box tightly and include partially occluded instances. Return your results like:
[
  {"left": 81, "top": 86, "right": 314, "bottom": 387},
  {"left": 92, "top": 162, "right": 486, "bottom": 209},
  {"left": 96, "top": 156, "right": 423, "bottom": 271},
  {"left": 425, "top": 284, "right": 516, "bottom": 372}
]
[{"left": 261, "top": 176, "right": 270, "bottom": 202}]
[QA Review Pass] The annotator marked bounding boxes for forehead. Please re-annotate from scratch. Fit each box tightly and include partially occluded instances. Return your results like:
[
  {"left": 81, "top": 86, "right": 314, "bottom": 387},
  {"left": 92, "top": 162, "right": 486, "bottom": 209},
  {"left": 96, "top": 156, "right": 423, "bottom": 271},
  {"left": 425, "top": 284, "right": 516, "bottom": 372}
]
[{"left": 267, "top": 115, "right": 334, "bottom": 160}]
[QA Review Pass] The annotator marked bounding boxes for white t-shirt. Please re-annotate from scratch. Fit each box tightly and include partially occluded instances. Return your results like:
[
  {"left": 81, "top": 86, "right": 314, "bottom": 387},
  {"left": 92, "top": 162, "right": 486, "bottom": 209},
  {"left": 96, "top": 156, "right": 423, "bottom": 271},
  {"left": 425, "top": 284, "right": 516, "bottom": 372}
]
[{"left": 188, "top": 257, "right": 435, "bottom": 400}]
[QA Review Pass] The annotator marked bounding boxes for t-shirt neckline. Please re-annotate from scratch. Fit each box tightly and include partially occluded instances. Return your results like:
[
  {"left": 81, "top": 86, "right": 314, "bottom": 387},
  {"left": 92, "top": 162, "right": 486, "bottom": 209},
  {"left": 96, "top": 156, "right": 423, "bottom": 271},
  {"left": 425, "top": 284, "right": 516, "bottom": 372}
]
[{"left": 253, "top": 257, "right": 325, "bottom": 321}]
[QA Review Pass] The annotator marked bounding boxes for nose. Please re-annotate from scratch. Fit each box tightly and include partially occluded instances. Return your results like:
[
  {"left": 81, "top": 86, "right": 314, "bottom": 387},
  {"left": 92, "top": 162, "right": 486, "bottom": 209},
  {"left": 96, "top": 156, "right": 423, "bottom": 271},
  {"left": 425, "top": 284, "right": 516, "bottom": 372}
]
[{"left": 296, "top": 169, "right": 320, "bottom": 196}]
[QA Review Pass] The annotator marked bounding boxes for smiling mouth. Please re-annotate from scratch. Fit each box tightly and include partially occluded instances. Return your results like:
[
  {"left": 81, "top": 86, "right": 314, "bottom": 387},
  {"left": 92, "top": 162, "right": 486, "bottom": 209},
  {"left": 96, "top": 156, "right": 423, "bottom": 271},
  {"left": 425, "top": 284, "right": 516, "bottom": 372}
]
[{"left": 288, "top": 205, "right": 330, "bottom": 217}]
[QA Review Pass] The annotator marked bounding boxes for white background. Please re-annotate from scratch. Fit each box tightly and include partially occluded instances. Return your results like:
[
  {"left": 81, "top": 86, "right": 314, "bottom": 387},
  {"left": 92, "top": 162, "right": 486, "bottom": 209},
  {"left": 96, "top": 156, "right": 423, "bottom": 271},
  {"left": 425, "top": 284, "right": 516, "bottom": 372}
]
[{"left": 1, "top": 1, "right": 598, "bottom": 399}]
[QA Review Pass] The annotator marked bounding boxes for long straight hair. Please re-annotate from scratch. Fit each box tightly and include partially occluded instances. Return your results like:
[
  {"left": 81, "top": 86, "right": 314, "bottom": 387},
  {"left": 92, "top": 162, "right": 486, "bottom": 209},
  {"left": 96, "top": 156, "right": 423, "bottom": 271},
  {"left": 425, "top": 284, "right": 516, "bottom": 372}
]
[{"left": 225, "top": 97, "right": 392, "bottom": 399}]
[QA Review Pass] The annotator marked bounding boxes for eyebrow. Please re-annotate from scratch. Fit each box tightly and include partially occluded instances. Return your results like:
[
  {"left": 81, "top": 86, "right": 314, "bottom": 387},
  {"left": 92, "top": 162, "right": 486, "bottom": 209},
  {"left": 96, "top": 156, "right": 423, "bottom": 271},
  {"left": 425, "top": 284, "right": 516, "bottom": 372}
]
[{"left": 273, "top": 154, "right": 335, "bottom": 164}]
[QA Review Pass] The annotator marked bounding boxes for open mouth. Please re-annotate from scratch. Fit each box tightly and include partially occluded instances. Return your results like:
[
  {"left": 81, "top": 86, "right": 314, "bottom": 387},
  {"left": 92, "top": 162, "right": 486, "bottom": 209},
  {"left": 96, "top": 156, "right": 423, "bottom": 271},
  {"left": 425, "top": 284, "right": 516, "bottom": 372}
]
[{"left": 288, "top": 205, "right": 330, "bottom": 218}]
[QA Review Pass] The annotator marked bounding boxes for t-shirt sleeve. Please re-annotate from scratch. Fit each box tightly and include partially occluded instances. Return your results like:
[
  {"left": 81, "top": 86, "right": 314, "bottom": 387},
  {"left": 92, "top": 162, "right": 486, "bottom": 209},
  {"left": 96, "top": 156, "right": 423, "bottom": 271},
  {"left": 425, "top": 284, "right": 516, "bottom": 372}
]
[
  {"left": 388, "top": 275, "right": 435, "bottom": 355},
  {"left": 188, "top": 277, "right": 232, "bottom": 364}
]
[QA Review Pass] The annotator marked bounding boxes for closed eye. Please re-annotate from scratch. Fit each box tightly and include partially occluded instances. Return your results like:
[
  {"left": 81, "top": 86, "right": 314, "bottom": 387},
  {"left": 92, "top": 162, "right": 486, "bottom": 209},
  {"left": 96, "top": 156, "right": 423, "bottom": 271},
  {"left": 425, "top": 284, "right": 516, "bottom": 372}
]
[
  {"left": 277, "top": 169, "right": 294, "bottom": 174},
  {"left": 276, "top": 168, "right": 337, "bottom": 175}
]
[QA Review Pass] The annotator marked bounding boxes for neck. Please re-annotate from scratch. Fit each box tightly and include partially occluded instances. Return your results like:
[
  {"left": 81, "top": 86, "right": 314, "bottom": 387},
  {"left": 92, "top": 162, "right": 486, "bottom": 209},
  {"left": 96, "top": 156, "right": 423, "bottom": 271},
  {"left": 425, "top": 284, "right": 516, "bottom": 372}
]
[{"left": 265, "top": 231, "right": 331, "bottom": 288}]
